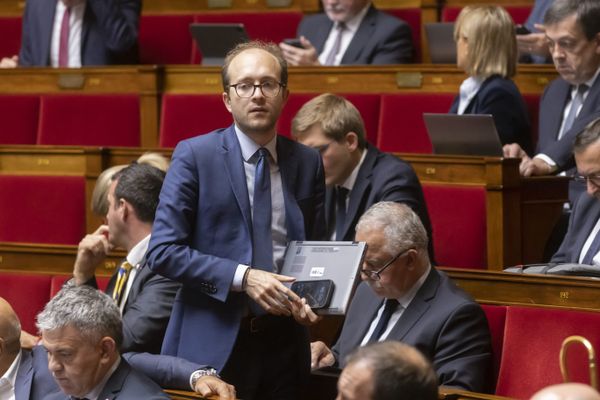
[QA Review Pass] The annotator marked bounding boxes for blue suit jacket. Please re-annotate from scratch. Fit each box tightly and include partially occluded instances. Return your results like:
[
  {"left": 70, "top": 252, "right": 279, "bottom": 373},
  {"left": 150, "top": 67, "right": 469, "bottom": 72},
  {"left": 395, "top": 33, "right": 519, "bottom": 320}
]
[
  {"left": 123, "top": 352, "right": 206, "bottom": 390},
  {"left": 298, "top": 5, "right": 413, "bottom": 64},
  {"left": 331, "top": 268, "right": 492, "bottom": 392},
  {"left": 147, "top": 126, "right": 326, "bottom": 371},
  {"left": 450, "top": 75, "right": 532, "bottom": 156},
  {"left": 18, "top": 0, "right": 140, "bottom": 66},
  {"left": 551, "top": 193, "right": 600, "bottom": 264},
  {"left": 15, "top": 347, "right": 61, "bottom": 400}
]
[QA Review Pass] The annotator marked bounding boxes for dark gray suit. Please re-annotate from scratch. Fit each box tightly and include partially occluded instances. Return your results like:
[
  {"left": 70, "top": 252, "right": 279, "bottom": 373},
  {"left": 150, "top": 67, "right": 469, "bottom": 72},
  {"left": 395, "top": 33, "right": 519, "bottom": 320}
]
[
  {"left": 15, "top": 347, "right": 61, "bottom": 400},
  {"left": 298, "top": 5, "right": 413, "bottom": 64},
  {"left": 331, "top": 268, "right": 492, "bottom": 392}
]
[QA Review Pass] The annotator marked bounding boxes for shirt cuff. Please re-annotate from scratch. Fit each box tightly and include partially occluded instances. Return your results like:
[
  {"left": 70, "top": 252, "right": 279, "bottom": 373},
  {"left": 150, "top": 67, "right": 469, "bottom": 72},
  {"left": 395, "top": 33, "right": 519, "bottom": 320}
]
[
  {"left": 534, "top": 154, "right": 556, "bottom": 167},
  {"left": 231, "top": 264, "right": 250, "bottom": 292}
]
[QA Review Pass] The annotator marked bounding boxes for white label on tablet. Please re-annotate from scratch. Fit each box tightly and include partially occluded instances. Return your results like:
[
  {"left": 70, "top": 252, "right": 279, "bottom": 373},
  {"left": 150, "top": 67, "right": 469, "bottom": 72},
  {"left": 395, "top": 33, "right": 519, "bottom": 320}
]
[{"left": 310, "top": 267, "right": 325, "bottom": 277}]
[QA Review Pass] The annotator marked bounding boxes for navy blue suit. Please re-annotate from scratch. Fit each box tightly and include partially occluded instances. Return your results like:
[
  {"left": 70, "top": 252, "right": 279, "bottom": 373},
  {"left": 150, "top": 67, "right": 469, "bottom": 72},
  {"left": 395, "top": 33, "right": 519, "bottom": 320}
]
[
  {"left": 147, "top": 126, "right": 325, "bottom": 372},
  {"left": 123, "top": 352, "right": 206, "bottom": 390},
  {"left": 14, "top": 347, "right": 61, "bottom": 400},
  {"left": 19, "top": 0, "right": 140, "bottom": 66},
  {"left": 331, "top": 268, "right": 492, "bottom": 392},
  {"left": 298, "top": 5, "right": 413, "bottom": 64},
  {"left": 450, "top": 75, "right": 532, "bottom": 156}
]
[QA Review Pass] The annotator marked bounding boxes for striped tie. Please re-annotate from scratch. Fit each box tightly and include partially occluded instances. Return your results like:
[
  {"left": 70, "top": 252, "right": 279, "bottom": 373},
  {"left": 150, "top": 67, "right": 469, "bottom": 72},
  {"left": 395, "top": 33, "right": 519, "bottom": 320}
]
[{"left": 112, "top": 261, "right": 133, "bottom": 304}]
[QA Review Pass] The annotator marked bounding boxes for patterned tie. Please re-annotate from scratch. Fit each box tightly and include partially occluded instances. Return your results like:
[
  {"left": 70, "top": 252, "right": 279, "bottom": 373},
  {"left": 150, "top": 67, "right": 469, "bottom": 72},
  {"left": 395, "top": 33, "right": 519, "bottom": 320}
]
[
  {"left": 252, "top": 148, "right": 273, "bottom": 271},
  {"left": 58, "top": 7, "right": 71, "bottom": 67},
  {"left": 335, "top": 186, "right": 349, "bottom": 240},
  {"left": 112, "top": 261, "right": 133, "bottom": 304},
  {"left": 582, "top": 228, "right": 600, "bottom": 265},
  {"left": 558, "top": 84, "right": 589, "bottom": 140},
  {"left": 367, "top": 299, "right": 400, "bottom": 344},
  {"left": 324, "top": 22, "right": 346, "bottom": 66}
]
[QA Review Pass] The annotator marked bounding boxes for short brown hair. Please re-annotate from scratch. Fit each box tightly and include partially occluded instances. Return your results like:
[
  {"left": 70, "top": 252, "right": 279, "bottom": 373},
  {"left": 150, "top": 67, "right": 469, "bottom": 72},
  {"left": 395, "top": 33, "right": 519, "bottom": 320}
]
[
  {"left": 221, "top": 41, "right": 288, "bottom": 92},
  {"left": 574, "top": 117, "right": 600, "bottom": 154},
  {"left": 291, "top": 93, "right": 367, "bottom": 149},
  {"left": 454, "top": 5, "right": 517, "bottom": 78}
]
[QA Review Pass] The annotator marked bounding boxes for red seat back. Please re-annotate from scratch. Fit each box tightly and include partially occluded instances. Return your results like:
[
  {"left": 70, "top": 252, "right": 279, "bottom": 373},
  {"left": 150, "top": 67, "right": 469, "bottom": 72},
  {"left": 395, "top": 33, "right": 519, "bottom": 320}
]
[
  {"left": 0, "top": 95, "right": 39, "bottom": 144},
  {"left": 0, "top": 17, "right": 21, "bottom": 59},
  {"left": 0, "top": 272, "right": 52, "bottom": 333},
  {"left": 50, "top": 275, "right": 111, "bottom": 296},
  {"left": 442, "top": 5, "right": 532, "bottom": 24},
  {"left": 422, "top": 185, "right": 487, "bottom": 268},
  {"left": 139, "top": 15, "right": 195, "bottom": 64},
  {"left": 377, "top": 93, "right": 454, "bottom": 153},
  {"left": 383, "top": 8, "right": 422, "bottom": 62},
  {"left": 523, "top": 93, "right": 541, "bottom": 151},
  {"left": 37, "top": 95, "right": 140, "bottom": 147},
  {"left": 0, "top": 176, "right": 86, "bottom": 245},
  {"left": 496, "top": 306, "right": 600, "bottom": 398},
  {"left": 481, "top": 304, "right": 507, "bottom": 385}
]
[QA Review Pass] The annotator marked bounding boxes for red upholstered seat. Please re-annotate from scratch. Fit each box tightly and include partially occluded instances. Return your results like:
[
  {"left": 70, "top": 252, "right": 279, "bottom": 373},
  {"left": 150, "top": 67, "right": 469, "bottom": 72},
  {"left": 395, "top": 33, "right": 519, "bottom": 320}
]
[
  {"left": 523, "top": 93, "right": 541, "bottom": 151},
  {"left": 159, "top": 94, "right": 233, "bottom": 148},
  {"left": 0, "top": 272, "right": 52, "bottom": 333},
  {"left": 0, "top": 17, "right": 21, "bottom": 59},
  {"left": 496, "top": 306, "right": 600, "bottom": 399},
  {"left": 0, "top": 175, "right": 86, "bottom": 245},
  {"left": 37, "top": 95, "right": 140, "bottom": 147},
  {"left": 377, "top": 93, "right": 454, "bottom": 153},
  {"left": 442, "top": 5, "right": 532, "bottom": 24},
  {"left": 481, "top": 304, "right": 507, "bottom": 385},
  {"left": 139, "top": 15, "right": 195, "bottom": 64},
  {"left": 382, "top": 8, "right": 422, "bottom": 62},
  {"left": 0, "top": 95, "right": 40, "bottom": 144},
  {"left": 192, "top": 12, "right": 302, "bottom": 64},
  {"left": 422, "top": 184, "right": 486, "bottom": 268},
  {"left": 50, "top": 275, "right": 110, "bottom": 296}
]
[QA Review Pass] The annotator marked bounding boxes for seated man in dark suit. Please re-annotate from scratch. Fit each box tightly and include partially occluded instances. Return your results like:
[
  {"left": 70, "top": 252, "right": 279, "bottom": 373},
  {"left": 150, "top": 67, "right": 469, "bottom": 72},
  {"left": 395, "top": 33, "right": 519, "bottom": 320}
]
[
  {"left": 1, "top": 0, "right": 140, "bottom": 67},
  {"left": 551, "top": 118, "right": 600, "bottom": 265},
  {"left": 292, "top": 93, "right": 434, "bottom": 259},
  {"left": 337, "top": 342, "right": 438, "bottom": 400},
  {"left": 311, "top": 202, "right": 492, "bottom": 392},
  {"left": 279, "top": 0, "right": 412, "bottom": 65}
]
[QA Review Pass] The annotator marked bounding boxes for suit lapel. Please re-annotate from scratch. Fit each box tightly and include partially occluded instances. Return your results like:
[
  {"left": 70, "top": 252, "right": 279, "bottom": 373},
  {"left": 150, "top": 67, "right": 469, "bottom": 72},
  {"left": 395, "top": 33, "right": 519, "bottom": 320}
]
[
  {"left": 325, "top": 187, "right": 335, "bottom": 237},
  {"left": 346, "top": 284, "right": 384, "bottom": 348},
  {"left": 577, "top": 73, "right": 600, "bottom": 120},
  {"left": 341, "top": 6, "right": 376, "bottom": 64},
  {"left": 14, "top": 350, "right": 33, "bottom": 400},
  {"left": 314, "top": 19, "right": 334, "bottom": 54},
  {"left": 40, "top": 0, "right": 59, "bottom": 65},
  {"left": 548, "top": 80, "right": 571, "bottom": 141},
  {"left": 572, "top": 197, "right": 600, "bottom": 261},
  {"left": 278, "top": 137, "right": 305, "bottom": 240},
  {"left": 342, "top": 148, "right": 375, "bottom": 240},
  {"left": 97, "top": 360, "right": 129, "bottom": 400},
  {"left": 123, "top": 263, "right": 149, "bottom": 311}
]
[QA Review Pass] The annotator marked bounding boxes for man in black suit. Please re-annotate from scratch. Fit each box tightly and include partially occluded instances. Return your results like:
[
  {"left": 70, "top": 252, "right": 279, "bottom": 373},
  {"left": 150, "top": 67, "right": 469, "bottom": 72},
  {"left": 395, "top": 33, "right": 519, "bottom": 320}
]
[
  {"left": 311, "top": 202, "right": 492, "bottom": 392},
  {"left": 279, "top": 0, "right": 412, "bottom": 65},
  {"left": 292, "top": 93, "right": 434, "bottom": 259}
]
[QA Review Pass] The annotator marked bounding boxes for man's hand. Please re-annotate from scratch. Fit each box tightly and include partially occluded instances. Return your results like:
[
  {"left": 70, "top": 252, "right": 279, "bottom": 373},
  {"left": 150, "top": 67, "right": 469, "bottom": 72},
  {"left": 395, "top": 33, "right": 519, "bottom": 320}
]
[
  {"left": 194, "top": 376, "right": 236, "bottom": 400},
  {"left": 73, "top": 225, "right": 112, "bottom": 285},
  {"left": 516, "top": 24, "right": 550, "bottom": 58},
  {"left": 310, "top": 340, "right": 335, "bottom": 370},
  {"left": 290, "top": 297, "right": 322, "bottom": 326},
  {"left": 0, "top": 55, "right": 18, "bottom": 68},
  {"left": 503, "top": 143, "right": 528, "bottom": 159},
  {"left": 279, "top": 36, "right": 320, "bottom": 66},
  {"left": 20, "top": 330, "right": 40, "bottom": 349},
  {"left": 244, "top": 269, "right": 300, "bottom": 316},
  {"left": 520, "top": 157, "right": 556, "bottom": 177}
]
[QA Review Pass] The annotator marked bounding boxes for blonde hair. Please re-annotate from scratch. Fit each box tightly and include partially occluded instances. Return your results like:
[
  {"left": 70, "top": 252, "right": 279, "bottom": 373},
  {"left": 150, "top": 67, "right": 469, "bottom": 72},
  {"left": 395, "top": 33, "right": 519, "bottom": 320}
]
[
  {"left": 90, "top": 152, "right": 170, "bottom": 217},
  {"left": 454, "top": 5, "right": 517, "bottom": 78},
  {"left": 291, "top": 93, "right": 367, "bottom": 149}
]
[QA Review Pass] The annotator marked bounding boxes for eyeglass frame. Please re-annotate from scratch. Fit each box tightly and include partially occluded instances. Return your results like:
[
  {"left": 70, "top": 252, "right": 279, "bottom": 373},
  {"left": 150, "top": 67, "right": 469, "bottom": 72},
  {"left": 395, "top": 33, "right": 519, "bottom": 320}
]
[
  {"left": 571, "top": 173, "right": 600, "bottom": 187},
  {"left": 228, "top": 80, "right": 286, "bottom": 98},
  {"left": 360, "top": 247, "right": 414, "bottom": 281}
]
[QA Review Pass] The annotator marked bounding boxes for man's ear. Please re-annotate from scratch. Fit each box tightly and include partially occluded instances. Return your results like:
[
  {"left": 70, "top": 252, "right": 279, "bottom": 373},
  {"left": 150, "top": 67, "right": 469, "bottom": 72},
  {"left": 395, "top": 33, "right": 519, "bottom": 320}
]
[
  {"left": 222, "top": 91, "right": 232, "bottom": 113},
  {"left": 404, "top": 249, "right": 418, "bottom": 271},
  {"left": 98, "top": 337, "right": 117, "bottom": 363},
  {"left": 118, "top": 199, "right": 129, "bottom": 221},
  {"left": 345, "top": 132, "right": 359, "bottom": 152}
]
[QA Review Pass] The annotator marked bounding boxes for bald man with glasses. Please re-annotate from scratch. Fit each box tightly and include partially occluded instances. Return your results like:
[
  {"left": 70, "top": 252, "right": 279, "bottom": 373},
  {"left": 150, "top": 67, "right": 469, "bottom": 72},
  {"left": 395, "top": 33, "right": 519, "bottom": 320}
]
[{"left": 311, "top": 202, "right": 492, "bottom": 393}]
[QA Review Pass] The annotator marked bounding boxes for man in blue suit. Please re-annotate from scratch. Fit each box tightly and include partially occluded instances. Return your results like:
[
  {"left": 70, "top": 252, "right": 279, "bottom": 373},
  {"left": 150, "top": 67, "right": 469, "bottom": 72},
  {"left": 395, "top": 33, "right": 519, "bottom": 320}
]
[{"left": 147, "top": 41, "right": 326, "bottom": 400}]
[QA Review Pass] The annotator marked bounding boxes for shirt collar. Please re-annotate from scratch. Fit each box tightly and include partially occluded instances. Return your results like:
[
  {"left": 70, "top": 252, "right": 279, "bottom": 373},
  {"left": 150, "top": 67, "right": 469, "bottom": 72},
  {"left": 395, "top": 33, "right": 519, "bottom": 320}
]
[
  {"left": 126, "top": 234, "right": 150, "bottom": 269},
  {"left": 340, "top": 148, "right": 367, "bottom": 191},
  {"left": 0, "top": 349, "right": 22, "bottom": 392},
  {"left": 234, "top": 125, "right": 278, "bottom": 164},
  {"left": 343, "top": 3, "right": 371, "bottom": 34},
  {"left": 396, "top": 264, "right": 431, "bottom": 309},
  {"left": 81, "top": 357, "right": 121, "bottom": 400}
]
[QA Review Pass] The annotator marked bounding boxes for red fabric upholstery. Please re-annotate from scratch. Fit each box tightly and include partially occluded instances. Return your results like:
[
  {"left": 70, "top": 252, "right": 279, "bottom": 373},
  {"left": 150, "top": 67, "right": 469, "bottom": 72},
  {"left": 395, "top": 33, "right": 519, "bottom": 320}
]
[
  {"left": 192, "top": 12, "right": 302, "bottom": 63},
  {"left": 481, "top": 304, "right": 507, "bottom": 385},
  {"left": 159, "top": 94, "right": 233, "bottom": 148},
  {"left": 383, "top": 8, "right": 422, "bottom": 62},
  {"left": 0, "top": 17, "right": 21, "bottom": 59},
  {"left": 278, "top": 93, "right": 381, "bottom": 144},
  {"left": 442, "top": 6, "right": 532, "bottom": 24},
  {"left": 37, "top": 95, "right": 140, "bottom": 146},
  {"left": 50, "top": 275, "right": 110, "bottom": 296},
  {"left": 0, "top": 175, "right": 86, "bottom": 245},
  {"left": 139, "top": 15, "right": 194, "bottom": 64},
  {"left": 523, "top": 93, "right": 541, "bottom": 151},
  {"left": 422, "top": 185, "right": 486, "bottom": 268},
  {"left": 377, "top": 93, "right": 454, "bottom": 153},
  {"left": 496, "top": 306, "right": 600, "bottom": 399},
  {"left": 0, "top": 95, "right": 40, "bottom": 145},
  {"left": 0, "top": 272, "right": 52, "bottom": 333}
]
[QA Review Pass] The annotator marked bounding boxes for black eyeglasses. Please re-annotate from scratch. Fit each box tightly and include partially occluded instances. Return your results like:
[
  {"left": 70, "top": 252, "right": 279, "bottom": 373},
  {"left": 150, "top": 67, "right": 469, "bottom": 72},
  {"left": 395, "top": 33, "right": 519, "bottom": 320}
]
[
  {"left": 360, "top": 248, "right": 413, "bottom": 281},
  {"left": 228, "top": 80, "right": 285, "bottom": 98},
  {"left": 571, "top": 174, "right": 600, "bottom": 186}
]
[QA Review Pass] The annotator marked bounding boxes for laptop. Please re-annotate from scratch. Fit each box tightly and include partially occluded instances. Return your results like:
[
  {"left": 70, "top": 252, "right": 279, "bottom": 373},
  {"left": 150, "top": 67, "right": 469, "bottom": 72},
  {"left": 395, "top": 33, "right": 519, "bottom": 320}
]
[
  {"left": 423, "top": 113, "right": 504, "bottom": 157},
  {"left": 280, "top": 241, "right": 367, "bottom": 315},
  {"left": 189, "top": 23, "right": 249, "bottom": 66},
  {"left": 425, "top": 23, "right": 456, "bottom": 64}
]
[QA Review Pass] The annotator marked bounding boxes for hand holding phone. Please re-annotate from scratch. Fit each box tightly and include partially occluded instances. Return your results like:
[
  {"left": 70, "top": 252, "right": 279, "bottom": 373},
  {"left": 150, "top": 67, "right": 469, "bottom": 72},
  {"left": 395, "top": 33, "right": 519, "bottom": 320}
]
[{"left": 283, "top": 38, "right": 304, "bottom": 49}]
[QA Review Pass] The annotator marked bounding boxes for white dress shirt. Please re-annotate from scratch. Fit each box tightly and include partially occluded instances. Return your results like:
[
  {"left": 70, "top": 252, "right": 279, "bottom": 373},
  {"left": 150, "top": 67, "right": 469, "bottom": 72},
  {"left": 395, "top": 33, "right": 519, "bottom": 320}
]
[
  {"left": 0, "top": 349, "right": 22, "bottom": 400},
  {"left": 457, "top": 76, "right": 483, "bottom": 115},
  {"left": 50, "top": 1, "right": 85, "bottom": 67},
  {"left": 318, "top": 4, "right": 371, "bottom": 66},
  {"left": 119, "top": 234, "right": 151, "bottom": 312},
  {"left": 579, "top": 217, "right": 600, "bottom": 266}
]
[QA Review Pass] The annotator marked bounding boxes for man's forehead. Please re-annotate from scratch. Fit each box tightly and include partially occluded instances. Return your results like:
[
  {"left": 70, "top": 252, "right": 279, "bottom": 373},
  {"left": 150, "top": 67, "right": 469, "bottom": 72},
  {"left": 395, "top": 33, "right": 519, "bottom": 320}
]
[
  {"left": 545, "top": 14, "right": 583, "bottom": 40},
  {"left": 228, "top": 49, "right": 281, "bottom": 78}
]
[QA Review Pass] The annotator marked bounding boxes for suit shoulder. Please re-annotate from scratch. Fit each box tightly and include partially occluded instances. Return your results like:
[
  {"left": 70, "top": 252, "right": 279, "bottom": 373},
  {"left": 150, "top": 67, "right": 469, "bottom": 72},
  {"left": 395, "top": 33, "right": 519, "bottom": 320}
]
[
  {"left": 370, "top": 149, "right": 417, "bottom": 177},
  {"left": 435, "top": 270, "right": 480, "bottom": 310},
  {"left": 372, "top": 7, "right": 409, "bottom": 28},
  {"left": 279, "top": 135, "right": 321, "bottom": 160},
  {"left": 120, "top": 362, "right": 171, "bottom": 398}
]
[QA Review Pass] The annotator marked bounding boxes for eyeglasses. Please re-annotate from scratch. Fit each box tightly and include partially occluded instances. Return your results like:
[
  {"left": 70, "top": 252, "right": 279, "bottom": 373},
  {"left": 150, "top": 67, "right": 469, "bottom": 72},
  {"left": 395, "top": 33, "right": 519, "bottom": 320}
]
[
  {"left": 571, "top": 174, "right": 600, "bottom": 186},
  {"left": 228, "top": 80, "right": 285, "bottom": 98},
  {"left": 360, "top": 248, "right": 413, "bottom": 281}
]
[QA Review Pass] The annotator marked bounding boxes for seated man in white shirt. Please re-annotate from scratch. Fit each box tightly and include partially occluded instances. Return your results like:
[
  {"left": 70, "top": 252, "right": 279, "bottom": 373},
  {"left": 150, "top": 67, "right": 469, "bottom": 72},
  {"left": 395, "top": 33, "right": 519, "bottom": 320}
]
[{"left": 310, "top": 202, "right": 492, "bottom": 392}]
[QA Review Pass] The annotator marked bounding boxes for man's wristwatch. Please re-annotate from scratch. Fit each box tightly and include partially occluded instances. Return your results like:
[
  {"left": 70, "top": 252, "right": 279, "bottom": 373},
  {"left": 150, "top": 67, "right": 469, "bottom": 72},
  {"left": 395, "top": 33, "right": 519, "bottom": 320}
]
[{"left": 190, "top": 367, "right": 220, "bottom": 389}]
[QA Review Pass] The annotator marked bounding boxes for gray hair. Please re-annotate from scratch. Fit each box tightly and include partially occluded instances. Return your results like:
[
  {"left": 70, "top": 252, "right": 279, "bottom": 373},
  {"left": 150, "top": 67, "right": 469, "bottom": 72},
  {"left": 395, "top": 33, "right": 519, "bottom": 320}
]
[
  {"left": 574, "top": 118, "right": 600, "bottom": 154},
  {"left": 544, "top": 0, "right": 600, "bottom": 40},
  {"left": 36, "top": 285, "right": 123, "bottom": 348},
  {"left": 356, "top": 202, "right": 428, "bottom": 255}
]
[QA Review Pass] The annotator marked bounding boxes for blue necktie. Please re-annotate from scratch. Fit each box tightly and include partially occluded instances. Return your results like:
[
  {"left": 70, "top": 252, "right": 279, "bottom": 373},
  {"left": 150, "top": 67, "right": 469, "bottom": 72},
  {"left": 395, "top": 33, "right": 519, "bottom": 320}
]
[
  {"left": 335, "top": 186, "right": 349, "bottom": 240},
  {"left": 559, "top": 84, "right": 588, "bottom": 139},
  {"left": 582, "top": 228, "right": 600, "bottom": 265},
  {"left": 367, "top": 299, "right": 399, "bottom": 344},
  {"left": 252, "top": 148, "right": 273, "bottom": 271}
]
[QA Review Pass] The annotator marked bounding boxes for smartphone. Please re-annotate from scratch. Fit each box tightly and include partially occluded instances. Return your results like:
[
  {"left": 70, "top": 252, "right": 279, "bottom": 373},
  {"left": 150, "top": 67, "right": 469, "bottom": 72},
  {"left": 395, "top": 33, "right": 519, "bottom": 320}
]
[
  {"left": 291, "top": 279, "right": 335, "bottom": 309},
  {"left": 283, "top": 38, "right": 304, "bottom": 49},
  {"left": 515, "top": 25, "right": 531, "bottom": 35}
]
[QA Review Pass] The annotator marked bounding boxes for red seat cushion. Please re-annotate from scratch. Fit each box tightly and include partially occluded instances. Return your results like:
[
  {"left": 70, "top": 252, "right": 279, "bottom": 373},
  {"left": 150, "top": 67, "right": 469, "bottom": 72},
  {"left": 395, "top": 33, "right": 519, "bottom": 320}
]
[
  {"left": 37, "top": 95, "right": 140, "bottom": 147},
  {"left": 159, "top": 94, "right": 233, "bottom": 148},
  {"left": 523, "top": 93, "right": 541, "bottom": 151},
  {"left": 383, "top": 8, "right": 422, "bottom": 62},
  {"left": 50, "top": 275, "right": 111, "bottom": 296},
  {"left": 481, "top": 304, "right": 507, "bottom": 385},
  {"left": 442, "top": 5, "right": 532, "bottom": 24},
  {"left": 0, "top": 17, "right": 21, "bottom": 59},
  {"left": 0, "top": 176, "right": 86, "bottom": 245},
  {"left": 139, "top": 15, "right": 195, "bottom": 64},
  {"left": 377, "top": 93, "right": 454, "bottom": 153},
  {"left": 496, "top": 306, "right": 600, "bottom": 398},
  {"left": 423, "top": 185, "right": 487, "bottom": 268},
  {"left": 0, "top": 272, "right": 52, "bottom": 333},
  {"left": 0, "top": 95, "right": 39, "bottom": 144}
]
